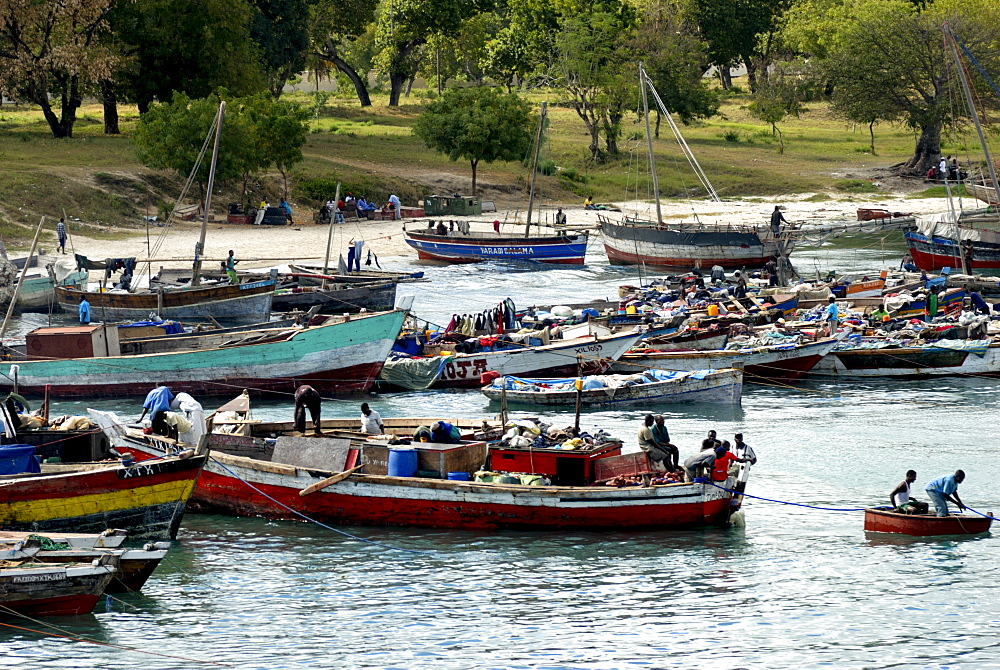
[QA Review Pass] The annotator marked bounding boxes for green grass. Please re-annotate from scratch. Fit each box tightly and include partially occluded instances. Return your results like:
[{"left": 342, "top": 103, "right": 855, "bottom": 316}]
[
  {"left": 906, "top": 184, "right": 971, "bottom": 198},
  {"left": 0, "top": 86, "right": 948, "bottom": 248}
]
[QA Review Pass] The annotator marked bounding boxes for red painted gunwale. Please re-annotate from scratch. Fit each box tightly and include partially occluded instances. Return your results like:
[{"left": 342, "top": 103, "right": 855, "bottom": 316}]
[{"left": 863, "top": 508, "right": 994, "bottom": 536}]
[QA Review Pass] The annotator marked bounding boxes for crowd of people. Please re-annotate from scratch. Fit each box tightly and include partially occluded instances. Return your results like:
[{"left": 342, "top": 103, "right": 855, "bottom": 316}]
[
  {"left": 317, "top": 193, "right": 403, "bottom": 224},
  {"left": 637, "top": 416, "right": 757, "bottom": 483}
]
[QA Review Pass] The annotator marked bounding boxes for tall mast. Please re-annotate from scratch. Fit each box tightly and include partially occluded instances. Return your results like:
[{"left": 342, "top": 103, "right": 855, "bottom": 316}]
[
  {"left": 640, "top": 64, "right": 663, "bottom": 225},
  {"left": 323, "top": 182, "right": 342, "bottom": 276},
  {"left": 191, "top": 101, "right": 226, "bottom": 287},
  {"left": 946, "top": 24, "right": 1000, "bottom": 217},
  {"left": 525, "top": 101, "right": 547, "bottom": 236}
]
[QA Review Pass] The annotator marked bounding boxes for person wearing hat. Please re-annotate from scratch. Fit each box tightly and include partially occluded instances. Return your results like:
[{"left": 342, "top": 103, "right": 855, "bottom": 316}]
[
  {"left": 430, "top": 420, "right": 460, "bottom": 443},
  {"left": 710, "top": 441, "right": 752, "bottom": 482}
]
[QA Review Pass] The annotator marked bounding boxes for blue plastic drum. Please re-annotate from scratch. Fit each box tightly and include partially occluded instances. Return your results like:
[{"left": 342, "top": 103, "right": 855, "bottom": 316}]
[{"left": 387, "top": 448, "right": 418, "bottom": 477}]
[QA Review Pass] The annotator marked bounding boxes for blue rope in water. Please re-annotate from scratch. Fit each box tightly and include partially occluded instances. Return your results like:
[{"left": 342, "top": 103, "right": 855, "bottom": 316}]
[
  {"left": 209, "top": 457, "right": 430, "bottom": 555},
  {"left": 701, "top": 479, "right": 869, "bottom": 512}
]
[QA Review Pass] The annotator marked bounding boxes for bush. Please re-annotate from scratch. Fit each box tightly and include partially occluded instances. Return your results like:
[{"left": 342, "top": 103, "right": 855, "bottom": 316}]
[
  {"left": 298, "top": 177, "right": 340, "bottom": 201},
  {"left": 539, "top": 159, "right": 557, "bottom": 176},
  {"left": 723, "top": 130, "right": 740, "bottom": 143}
]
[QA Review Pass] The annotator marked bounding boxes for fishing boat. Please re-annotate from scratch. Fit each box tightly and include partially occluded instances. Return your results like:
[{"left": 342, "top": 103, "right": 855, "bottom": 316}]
[
  {"left": 403, "top": 103, "right": 588, "bottom": 265},
  {"left": 287, "top": 264, "right": 426, "bottom": 284},
  {"left": 55, "top": 274, "right": 277, "bottom": 323},
  {"left": 864, "top": 508, "right": 993, "bottom": 536},
  {"left": 0, "top": 452, "right": 205, "bottom": 539},
  {"left": 271, "top": 279, "right": 398, "bottom": 314},
  {"left": 809, "top": 339, "right": 1000, "bottom": 378},
  {"left": 643, "top": 327, "right": 729, "bottom": 351},
  {"left": 3, "top": 255, "right": 89, "bottom": 312},
  {"left": 613, "top": 338, "right": 839, "bottom": 381},
  {"left": 2, "top": 309, "right": 406, "bottom": 397},
  {"left": 481, "top": 367, "right": 743, "bottom": 407},
  {"left": 98, "top": 415, "right": 751, "bottom": 532},
  {"left": 966, "top": 181, "right": 998, "bottom": 206},
  {"left": 0, "top": 554, "right": 119, "bottom": 616},
  {"left": 410, "top": 329, "right": 644, "bottom": 389},
  {"left": 32, "top": 542, "right": 171, "bottom": 594}
]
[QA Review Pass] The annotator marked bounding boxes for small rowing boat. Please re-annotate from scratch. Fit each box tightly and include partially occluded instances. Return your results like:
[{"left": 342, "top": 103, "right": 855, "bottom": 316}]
[{"left": 864, "top": 508, "right": 994, "bottom": 536}]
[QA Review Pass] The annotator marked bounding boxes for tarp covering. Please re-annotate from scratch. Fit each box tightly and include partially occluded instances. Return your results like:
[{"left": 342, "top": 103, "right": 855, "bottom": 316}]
[
  {"left": 487, "top": 368, "right": 717, "bottom": 391},
  {"left": 0, "top": 444, "right": 40, "bottom": 475},
  {"left": 379, "top": 355, "right": 452, "bottom": 391},
  {"left": 915, "top": 212, "right": 1000, "bottom": 244}
]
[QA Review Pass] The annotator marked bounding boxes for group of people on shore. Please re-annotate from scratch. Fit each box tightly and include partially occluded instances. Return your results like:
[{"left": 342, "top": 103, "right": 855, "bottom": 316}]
[
  {"left": 318, "top": 193, "right": 402, "bottom": 223},
  {"left": 637, "top": 415, "right": 756, "bottom": 483}
]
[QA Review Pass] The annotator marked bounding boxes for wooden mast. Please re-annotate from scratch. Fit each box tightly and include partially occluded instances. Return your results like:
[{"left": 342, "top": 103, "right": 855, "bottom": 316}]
[
  {"left": 191, "top": 102, "right": 226, "bottom": 287},
  {"left": 525, "top": 101, "right": 547, "bottom": 237},
  {"left": 323, "top": 182, "right": 342, "bottom": 277},
  {"left": 640, "top": 64, "right": 663, "bottom": 226}
]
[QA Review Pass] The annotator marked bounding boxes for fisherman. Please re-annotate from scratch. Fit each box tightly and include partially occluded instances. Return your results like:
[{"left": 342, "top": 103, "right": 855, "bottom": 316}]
[
  {"left": 764, "top": 256, "right": 779, "bottom": 286},
  {"left": 138, "top": 383, "right": 173, "bottom": 437},
  {"left": 78, "top": 296, "right": 91, "bottom": 325},
  {"left": 733, "top": 433, "right": 757, "bottom": 465},
  {"left": 824, "top": 296, "right": 840, "bottom": 336},
  {"left": 900, "top": 253, "right": 917, "bottom": 272},
  {"left": 710, "top": 265, "right": 725, "bottom": 283},
  {"left": 293, "top": 384, "right": 322, "bottom": 434},
  {"left": 733, "top": 271, "right": 748, "bottom": 299},
  {"left": 770, "top": 206, "right": 787, "bottom": 237},
  {"left": 430, "top": 420, "right": 460, "bottom": 444},
  {"left": 890, "top": 470, "right": 929, "bottom": 514},
  {"left": 161, "top": 411, "right": 194, "bottom": 441},
  {"left": 925, "top": 470, "right": 967, "bottom": 517},
  {"left": 56, "top": 217, "right": 68, "bottom": 254},
  {"left": 170, "top": 392, "right": 205, "bottom": 445},
  {"left": 555, "top": 208, "right": 567, "bottom": 226},
  {"left": 651, "top": 415, "right": 679, "bottom": 470},
  {"left": 360, "top": 402, "right": 384, "bottom": 435},
  {"left": 710, "top": 442, "right": 751, "bottom": 482},
  {"left": 225, "top": 250, "right": 239, "bottom": 284},
  {"left": 970, "top": 290, "right": 991, "bottom": 315},
  {"left": 869, "top": 305, "right": 890, "bottom": 324},
  {"left": 683, "top": 448, "right": 717, "bottom": 483}
]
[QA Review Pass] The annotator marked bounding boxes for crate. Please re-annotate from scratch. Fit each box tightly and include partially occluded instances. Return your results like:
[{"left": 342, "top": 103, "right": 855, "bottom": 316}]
[
  {"left": 592, "top": 452, "right": 653, "bottom": 482},
  {"left": 488, "top": 442, "right": 622, "bottom": 486}
]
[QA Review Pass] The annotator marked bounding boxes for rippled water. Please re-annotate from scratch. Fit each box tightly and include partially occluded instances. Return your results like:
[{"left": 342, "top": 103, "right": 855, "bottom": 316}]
[{"left": 4, "top": 236, "right": 998, "bottom": 668}]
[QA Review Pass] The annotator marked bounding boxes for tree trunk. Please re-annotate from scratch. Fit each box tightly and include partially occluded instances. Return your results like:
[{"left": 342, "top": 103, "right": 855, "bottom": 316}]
[
  {"left": 389, "top": 72, "right": 407, "bottom": 106},
  {"left": 905, "top": 122, "right": 941, "bottom": 175},
  {"left": 404, "top": 75, "right": 416, "bottom": 97},
  {"left": 745, "top": 60, "right": 758, "bottom": 93},
  {"left": 869, "top": 121, "right": 876, "bottom": 155},
  {"left": 37, "top": 95, "right": 70, "bottom": 138},
  {"left": 317, "top": 40, "right": 371, "bottom": 107},
  {"left": 719, "top": 66, "right": 732, "bottom": 90},
  {"left": 101, "top": 80, "right": 120, "bottom": 135},
  {"left": 470, "top": 159, "right": 478, "bottom": 195},
  {"left": 654, "top": 110, "right": 661, "bottom": 139}
]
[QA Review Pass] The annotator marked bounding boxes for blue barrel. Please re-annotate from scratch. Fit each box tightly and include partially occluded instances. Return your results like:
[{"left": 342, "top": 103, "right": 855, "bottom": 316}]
[
  {"left": 387, "top": 448, "right": 418, "bottom": 477},
  {"left": 447, "top": 471, "right": 471, "bottom": 481}
]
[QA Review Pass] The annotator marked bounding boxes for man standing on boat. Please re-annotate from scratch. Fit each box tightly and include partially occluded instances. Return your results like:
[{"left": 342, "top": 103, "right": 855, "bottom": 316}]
[
  {"left": 138, "top": 383, "right": 173, "bottom": 436},
  {"left": 555, "top": 208, "right": 567, "bottom": 226},
  {"left": 925, "top": 470, "right": 967, "bottom": 517},
  {"left": 293, "top": 385, "right": 322, "bottom": 434},
  {"left": 226, "top": 250, "right": 239, "bottom": 284},
  {"left": 824, "top": 296, "right": 840, "bottom": 336},
  {"left": 770, "top": 206, "right": 787, "bottom": 238},
  {"left": 360, "top": 403, "right": 383, "bottom": 435},
  {"left": 764, "top": 257, "right": 779, "bottom": 287},
  {"left": 78, "top": 296, "right": 91, "bottom": 325}
]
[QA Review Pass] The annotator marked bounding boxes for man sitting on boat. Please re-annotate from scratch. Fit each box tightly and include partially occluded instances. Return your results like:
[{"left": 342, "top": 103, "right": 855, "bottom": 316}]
[
  {"left": 638, "top": 415, "right": 677, "bottom": 471},
  {"left": 889, "top": 470, "right": 929, "bottom": 515},
  {"left": 925, "top": 470, "right": 967, "bottom": 517},
  {"left": 360, "top": 403, "right": 383, "bottom": 435},
  {"left": 651, "top": 415, "right": 678, "bottom": 470}
]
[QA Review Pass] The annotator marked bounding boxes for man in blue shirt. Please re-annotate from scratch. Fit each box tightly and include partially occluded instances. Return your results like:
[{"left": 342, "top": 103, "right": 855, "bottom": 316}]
[
  {"left": 138, "top": 384, "right": 174, "bottom": 436},
  {"left": 925, "top": 470, "right": 966, "bottom": 517},
  {"left": 78, "top": 296, "right": 91, "bottom": 324},
  {"left": 824, "top": 296, "right": 839, "bottom": 336}
]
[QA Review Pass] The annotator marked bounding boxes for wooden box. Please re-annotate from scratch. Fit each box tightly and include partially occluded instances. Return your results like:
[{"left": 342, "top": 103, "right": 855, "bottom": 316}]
[{"left": 488, "top": 442, "right": 622, "bottom": 486}]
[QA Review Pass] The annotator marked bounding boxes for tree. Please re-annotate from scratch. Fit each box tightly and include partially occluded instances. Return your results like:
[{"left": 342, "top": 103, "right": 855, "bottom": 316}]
[
  {"left": 412, "top": 86, "right": 534, "bottom": 194},
  {"left": 694, "top": 0, "right": 789, "bottom": 91},
  {"left": 310, "top": 0, "right": 379, "bottom": 106},
  {"left": 107, "top": 0, "right": 266, "bottom": 115},
  {"left": 555, "top": 4, "right": 637, "bottom": 162},
  {"left": 133, "top": 90, "right": 309, "bottom": 201},
  {"left": 0, "top": 0, "right": 118, "bottom": 138},
  {"left": 249, "top": 0, "right": 312, "bottom": 98},
  {"left": 784, "top": 0, "right": 1000, "bottom": 173},
  {"left": 747, "top": 66, "right": 807, "bottom": 153},
  {"left": 481, "top": 0, "right": 559, "bottom": 91}
]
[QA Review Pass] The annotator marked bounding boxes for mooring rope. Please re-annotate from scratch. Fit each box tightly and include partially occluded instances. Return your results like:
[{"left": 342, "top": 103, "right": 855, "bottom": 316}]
[{"left": 700, "top": 479, "right": 869, "bottom": 512}]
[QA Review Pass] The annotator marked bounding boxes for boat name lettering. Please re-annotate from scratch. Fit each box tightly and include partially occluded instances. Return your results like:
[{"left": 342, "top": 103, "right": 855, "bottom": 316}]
[
  {"left": 478, "top": 247, "right": 531, "bottom": 255},
  {"left": 240, "top": 280, "right": 273, "bottom": 290},
  {"left": 574, "top": 345, "right": 604, "bottom": 354},
  {"left": 443, "top": 358, "right": 489, "bottom": 380},
  {"left": 10, "top": 572, "right": 65, "bottom": 583},
  {"left": 119, "top": 461, "right": 166, "bottom": 479}
]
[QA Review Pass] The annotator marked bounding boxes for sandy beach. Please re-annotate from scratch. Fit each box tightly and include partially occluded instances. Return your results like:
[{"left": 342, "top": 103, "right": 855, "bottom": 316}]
[{"left": 63, "top": 193, "right": 956, "bottom": 275}]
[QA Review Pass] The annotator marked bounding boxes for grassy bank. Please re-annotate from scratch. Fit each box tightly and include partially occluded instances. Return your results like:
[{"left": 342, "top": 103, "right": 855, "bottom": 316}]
[{"left": 0, "top": 87, "right": 951, "bottom": 250}]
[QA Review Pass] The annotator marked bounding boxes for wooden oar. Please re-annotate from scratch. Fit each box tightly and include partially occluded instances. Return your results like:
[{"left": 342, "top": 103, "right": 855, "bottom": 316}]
[{"left": 298, "top": 466, "right": 363, "bottom": 496}]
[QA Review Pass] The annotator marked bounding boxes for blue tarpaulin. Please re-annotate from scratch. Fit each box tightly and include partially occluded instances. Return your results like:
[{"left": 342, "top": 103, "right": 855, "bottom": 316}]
[{"left": 0, "top": 444, "right": 41, "bottom": 475}]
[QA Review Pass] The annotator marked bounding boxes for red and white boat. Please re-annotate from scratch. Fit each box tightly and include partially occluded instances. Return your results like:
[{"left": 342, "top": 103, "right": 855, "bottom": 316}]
[
  {"left": 612, "top": 338, "right": 838, "bottom": 381},
  {"left": 429, "top": 330, "right": 645, "bottom": 388},
  {"left": 864, "top": 508, "right": 993, "bottom": 536},
  {"left": 96, "top": 412, "right": 752, "bottom": 532},
  {"left": 0, "top": 554, "right": 119, "bottom": 617}
]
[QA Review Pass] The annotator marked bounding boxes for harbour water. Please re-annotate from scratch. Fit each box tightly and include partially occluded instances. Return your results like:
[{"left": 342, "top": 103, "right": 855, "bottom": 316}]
[{"left": 4, "top": 237, "right": 998, "bottom": 669}]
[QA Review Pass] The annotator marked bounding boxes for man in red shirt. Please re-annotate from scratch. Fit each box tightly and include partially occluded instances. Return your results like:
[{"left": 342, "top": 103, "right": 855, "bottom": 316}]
[{"left": 711, "top": 442, "right": 751, "bottom": 482}]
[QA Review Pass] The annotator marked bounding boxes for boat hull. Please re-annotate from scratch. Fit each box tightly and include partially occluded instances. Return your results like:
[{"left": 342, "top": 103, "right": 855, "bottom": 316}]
[
  {"left": 904, "top": 230, "right": 1000, "bottom": 271},
  {"left": 0, "top": 563, "right": 117, "bottom": 616},
  {"left": 601, "top": 220, "right": 787, "bottom": 270},
  {"left": 613, "top": 339, "right": 837, "bottom": 381},
  {"left": 0, "top": 456, "right": 205, "bottom": 540},
  {"left": 4, "top": 310, "right": 406, "bottom": 397},
  {"left": 404, "top": 232, "right": 587, "bottom": 265},
  {"left": 432, "top": 332, "right": 644, "bottom": 388},
  {"left": 56, "top": 278, "right": 276, "bottom": 322},
  {"left": 482, "top": 368, "right": 743, "bottom": 406},
  {"left": 643, "top": 330, "right": 728, "bottom": 351},
  {"left": 810, "top": 343, "right": 1000, "bottom": 378},
  {"left": 14, "top": 270, "right": 89, "bottom": 312},
  {"left": 272, "top": 281, "right": 398, "bottom": 313},
  {"left": 864, "top": 508, "right": 993, "bottom": 536}
]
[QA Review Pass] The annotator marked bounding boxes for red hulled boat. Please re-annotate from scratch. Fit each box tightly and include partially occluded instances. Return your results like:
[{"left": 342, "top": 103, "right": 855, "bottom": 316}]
[{"left": 864, "top": 508, "right": 994, "bottom": 536}]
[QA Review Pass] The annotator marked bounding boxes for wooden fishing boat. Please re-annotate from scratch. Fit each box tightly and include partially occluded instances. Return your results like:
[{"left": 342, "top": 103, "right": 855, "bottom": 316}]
[
  {"left": 426, "top": 330, "right": 644, "bottom": 388},
  {"left": 612, "top": 338, "right": 839, "bottom": 381},
  {"left": 2, "top": 310, "right": 406, "bottom": 397},
  {"left": 481, "top": 368, "right": 743, "bottom": 407},
  {"left": 287, "top": 264, "right": 426, "bottom": 284},
  {"left": 966, "top": 181, "right": 999, "bottom": 206},
  {"left": 857, "top": 208, "right": 911, "bottom": 221},
  {"left": 643, "top": 328, "right": 729, "bottom": 351},
  {"left": 100, "top": 420, "right": 750, "bottom": 532},
  {"left": 32, "top": 542, "right": 171, "bottom": 594},
  {"left": 809, "top": 340, "right": 1000, "bottom": 378},
  {"left": 404, "top": 227, "right": 588, "bottom": 265},
  {"left": 864, "top": 508, "right": 993, "bottom": 536},
  {"left": 0, "top": 555, "right": 119, "bottom": 617},
  {"left": 0, "top": 452, "right": 205, "bottom": 539},
  {"left": 271, "top": 279, "right": 398, "bottom": 313},
  {"left": 3, "top": 256, "right": 89, "bottom": 313},
  {"left": 55, "top": 273, "right": 277, "bottom": 323}
]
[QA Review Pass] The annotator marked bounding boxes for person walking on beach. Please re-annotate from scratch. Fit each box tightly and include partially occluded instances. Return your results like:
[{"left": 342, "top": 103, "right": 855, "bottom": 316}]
[
  {"left": 225, "top": 250, "right": 239, "bottom": 284},
  {"left": 293, "top": 385, "right": 322, "bottom": 434},
  {"left": 78, "top": 296, "right": 91, "bottom": 325},
  {"left": 56, "top": 217, "right": 68, "bottom": 254},
  {"left": 360, "top": 403, "right": 384, "bottom": 435},
  {"left": 925, "top": 470, "right": 967, "bottom": 517}
]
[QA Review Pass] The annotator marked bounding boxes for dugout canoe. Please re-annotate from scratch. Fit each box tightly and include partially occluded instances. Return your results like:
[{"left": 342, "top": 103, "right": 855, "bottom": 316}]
[{"left": 863, "top": 508, "right": 993, "bottom": 536}]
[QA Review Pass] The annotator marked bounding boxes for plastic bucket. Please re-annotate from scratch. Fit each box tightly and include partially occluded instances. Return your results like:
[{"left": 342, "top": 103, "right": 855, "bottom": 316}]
[
  {"left": 707, "top": 304, "right": 720, "bottom": 316},
  {"left": 447, "top": 471, "right": 471, "bottom": 481},
  {"left": 388, "top": 448, "right": 418, "bottom": 477}
]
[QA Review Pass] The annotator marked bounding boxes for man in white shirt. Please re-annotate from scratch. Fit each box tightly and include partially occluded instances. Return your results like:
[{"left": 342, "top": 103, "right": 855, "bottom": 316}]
[{"left": 360, "top": 403, "right": 383, "bottom": 434}]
